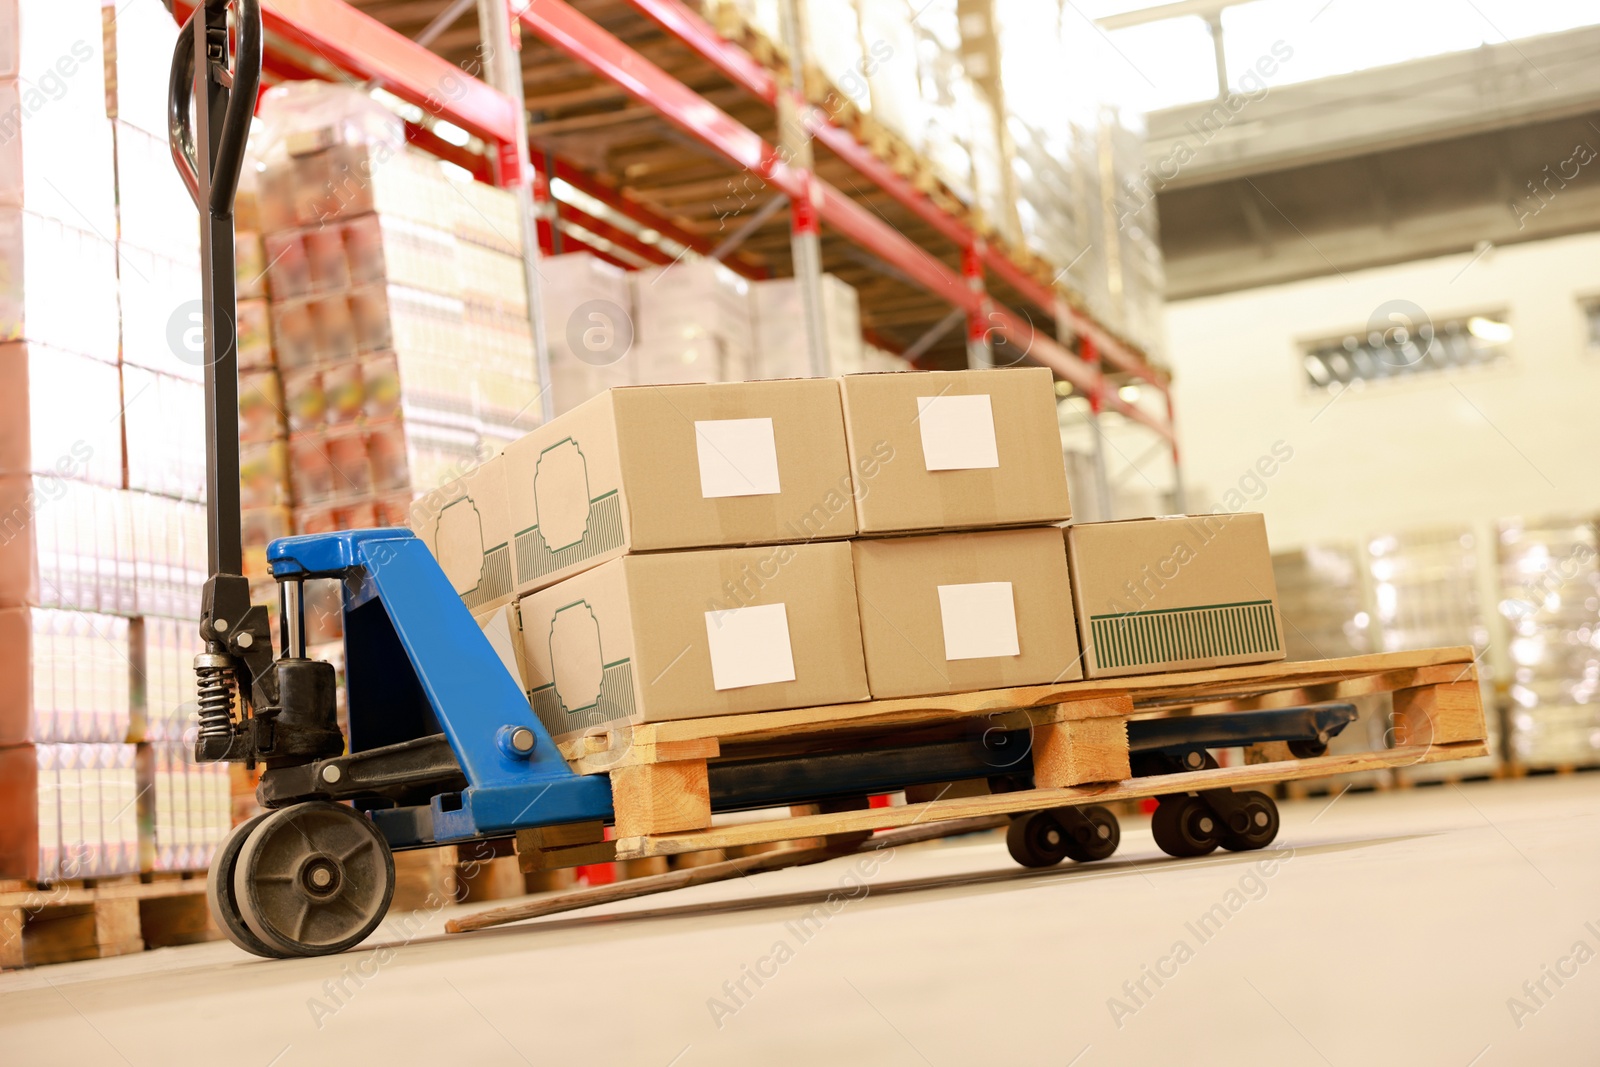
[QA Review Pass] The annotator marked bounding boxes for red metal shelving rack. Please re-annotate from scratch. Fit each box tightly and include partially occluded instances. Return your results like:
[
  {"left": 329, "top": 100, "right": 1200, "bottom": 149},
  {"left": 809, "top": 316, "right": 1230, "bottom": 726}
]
[{"left": 173, "top": 0, "right": 1183, "bottom": 510}]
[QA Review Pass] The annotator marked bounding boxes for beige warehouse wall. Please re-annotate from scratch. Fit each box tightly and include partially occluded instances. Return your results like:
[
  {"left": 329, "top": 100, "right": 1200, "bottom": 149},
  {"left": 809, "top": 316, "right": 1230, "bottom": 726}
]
[{"left": 1161, "top": 230, "right": 1600, "bottom": 549}]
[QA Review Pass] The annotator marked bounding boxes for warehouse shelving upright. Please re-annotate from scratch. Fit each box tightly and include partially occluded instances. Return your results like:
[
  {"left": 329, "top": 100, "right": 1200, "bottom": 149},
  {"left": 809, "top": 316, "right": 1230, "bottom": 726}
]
[{"left": 174, "top": 0, "right": 1182, "bottom": 514}]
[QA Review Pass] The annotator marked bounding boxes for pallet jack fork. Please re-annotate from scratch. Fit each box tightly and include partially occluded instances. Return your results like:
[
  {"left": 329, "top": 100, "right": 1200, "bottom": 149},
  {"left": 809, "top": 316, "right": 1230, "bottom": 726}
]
[{"left": 174, "top": 0, "right": 1358, "bottom": 959}]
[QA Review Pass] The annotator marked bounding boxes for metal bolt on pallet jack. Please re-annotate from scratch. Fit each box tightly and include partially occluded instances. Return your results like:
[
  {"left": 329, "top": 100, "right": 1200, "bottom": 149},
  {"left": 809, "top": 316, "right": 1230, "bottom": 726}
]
[{"left": 175, "top": 0, "right": 1359, "bottom": 959}]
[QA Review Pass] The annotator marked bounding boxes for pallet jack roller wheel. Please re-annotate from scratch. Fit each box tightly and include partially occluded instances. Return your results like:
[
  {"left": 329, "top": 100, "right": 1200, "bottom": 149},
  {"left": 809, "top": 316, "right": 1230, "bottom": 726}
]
[
  {"left": 1054, "top": 805, "right": 1121, "bottom": 863},
  {"left": 233, "top": 802, "right": 395, "bottom": 958},
  {"left": 208, "top": 813, "right": 291, "bottom": 959},
  {"left": 1006, "top": 810, "right": 1071, "bottom": 868},
  {"left": 1151, "top": 795, "right": 1222, "bottom": 858},
  {"left": 1217, "top": 791, "right": 1280, "bottom": 852}
]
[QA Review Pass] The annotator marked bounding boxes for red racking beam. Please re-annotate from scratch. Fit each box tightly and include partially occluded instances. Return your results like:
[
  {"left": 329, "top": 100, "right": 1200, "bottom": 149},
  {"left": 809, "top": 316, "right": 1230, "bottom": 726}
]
[
  {"left": 548, "top": 161, "right": 767, "bottom": 280},
  {"left": 555, "top": 202, "right": 676, "bottom": 266},
  {"left": 521, "top": 0, "right": 805, "bottom": 197},
  {"left": 174, "top": 0, "right": 521, "bottom": 147}
]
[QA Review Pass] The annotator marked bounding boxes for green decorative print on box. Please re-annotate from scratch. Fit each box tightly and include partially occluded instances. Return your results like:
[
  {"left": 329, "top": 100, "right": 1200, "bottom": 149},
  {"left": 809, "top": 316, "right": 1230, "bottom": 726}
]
[
  {"left": 1089, "top": 600, "right": 1280, "bottom": 670},
  {"left": 459, "top": 543, "right": 511, "bottom": 610},
  {"left": 515, "top": 436, "right": 625, "bottom": 581},
  {"left": 529, "top": 662, "right": 636, "bottom": 737},
  {"left": 435, "top": 497, "right": 511, "bottom": 608},
  {"left": 527, "top": 598, "right": 635, "bottom": 737}
]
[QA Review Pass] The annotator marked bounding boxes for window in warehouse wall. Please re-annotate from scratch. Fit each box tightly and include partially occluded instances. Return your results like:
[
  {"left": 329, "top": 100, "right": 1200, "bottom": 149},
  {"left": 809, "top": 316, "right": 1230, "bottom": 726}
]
[
  {"left": 1581, "top": 296, "right": 1600, "bottom": 355},
  {"left": 1300, "top": 311, "right": 1512, "bottom": 392}
]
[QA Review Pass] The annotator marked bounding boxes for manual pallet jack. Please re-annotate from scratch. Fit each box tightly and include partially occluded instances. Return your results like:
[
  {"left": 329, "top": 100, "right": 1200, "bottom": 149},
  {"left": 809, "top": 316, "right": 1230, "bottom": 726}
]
[{"left": 175, "top": 0, "right": 1356, "bottom": 958}]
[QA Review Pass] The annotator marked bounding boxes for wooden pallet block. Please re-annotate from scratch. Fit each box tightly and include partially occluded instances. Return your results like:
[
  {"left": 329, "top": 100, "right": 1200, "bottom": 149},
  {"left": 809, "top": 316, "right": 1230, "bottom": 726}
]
[{"left": 0, "top": 874, "right": 219, "bottom": 969}]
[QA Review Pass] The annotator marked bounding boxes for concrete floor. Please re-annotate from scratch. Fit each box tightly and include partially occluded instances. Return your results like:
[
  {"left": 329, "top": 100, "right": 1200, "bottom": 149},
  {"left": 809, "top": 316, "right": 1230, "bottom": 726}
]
[{"left": 1, "top": 775, "right": 1597, "bottom": 1066}]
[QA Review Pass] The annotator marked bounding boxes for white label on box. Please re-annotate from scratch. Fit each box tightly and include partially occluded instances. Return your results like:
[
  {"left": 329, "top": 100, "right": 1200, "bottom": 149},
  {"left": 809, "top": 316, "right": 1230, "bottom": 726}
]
[
  {"left": 704, "top": 603, "right": 797, "bottom": 690},
  {"left": 917, "top": 394, "right": 999, "bottom": 471},
  {"left": 695, "top": 418, "right": 781, "bottom": 498},
  {"left": 937, "top": 582, "right": 1020, "bottom": 661}
]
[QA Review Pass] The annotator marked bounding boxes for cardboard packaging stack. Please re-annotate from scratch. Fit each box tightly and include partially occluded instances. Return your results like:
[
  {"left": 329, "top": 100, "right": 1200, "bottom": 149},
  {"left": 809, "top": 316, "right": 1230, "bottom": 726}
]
[
  {"left": 0, "top": 2, "right": 235, "bottom": 881},
  {"left": 540, "top": 251, "right": 635, "bottom": 415},
  {"left": 417, "top": 367, "right": 1291, "bottom": 747},
  {"left": 248, "top": 82, "right": 541, "bottom": 533},
  {"left": 633, "top": 260, "right": 755, "bottom": 384},
  {"left": 749, "top": 274, "right": 865, "bottom": 379}
]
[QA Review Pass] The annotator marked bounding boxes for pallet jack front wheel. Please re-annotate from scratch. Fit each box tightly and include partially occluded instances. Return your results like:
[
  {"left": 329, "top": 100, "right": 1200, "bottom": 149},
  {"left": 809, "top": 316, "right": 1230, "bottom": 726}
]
[
  {"left": 1217, "top": 791, "right": 1280, "bottom": 852},
  {"left": 1151, "top": 795, "right": 1221, "bottom": 858},
  {"left": 208, "top": 813, "right": 291, "bottom": 959},
  {"left": 1055, "top": 805, "right": 1121, "bottom": 863},
  {"left": 233, "top": 801, "right": 396, "bottom": 958},
  {"left": 1006, "top": 811, "right": 1071, "bottom": 868}
]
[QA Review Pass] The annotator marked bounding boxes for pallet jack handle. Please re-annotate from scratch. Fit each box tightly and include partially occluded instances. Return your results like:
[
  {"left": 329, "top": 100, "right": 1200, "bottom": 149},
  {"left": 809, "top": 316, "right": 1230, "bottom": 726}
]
[{"left": 168, "top": 0, "right": 261, "bottom": 578}]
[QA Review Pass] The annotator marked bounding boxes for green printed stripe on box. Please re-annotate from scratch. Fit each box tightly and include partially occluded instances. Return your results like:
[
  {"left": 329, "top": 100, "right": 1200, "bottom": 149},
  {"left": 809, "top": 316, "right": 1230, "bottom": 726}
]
[
  {"left": 529, "top": 659, "right": 636, "bottom": 737},
  {"left": 460, "top": 544, "right": 513, "bottom": 610},
  {"left": 1089, "top": 600, "right": 1280, "bottom": 670},
  {"left": 515, "top": 491, "right": 624, "bottom": 583}
]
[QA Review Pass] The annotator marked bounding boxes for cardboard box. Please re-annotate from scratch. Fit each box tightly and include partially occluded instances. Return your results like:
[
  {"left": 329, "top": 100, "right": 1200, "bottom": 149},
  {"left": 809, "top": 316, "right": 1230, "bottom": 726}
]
[
  {"left": 411, "top": 456, "right": 515, "bottom": 613},
  {"left": 851, "top": 527, "right": 1081, "bottom": 698},
  {"left": 517, "top": 541, "right": 868, "bottom": 738},
  {"left": 750, "top": 274, "right": 865, "bottom": 379},
  {"left": 540, "top": 252, "right": 635, "bottom": 414},
  {"left": 1066, "top": 513, "right": 1286, "bottom": 679},
  {"left": 837, "top": 368, "right": 1070, "bottom": 534},
  {"left": 503, "top": 379, "right": 857, "bottom": 594}
]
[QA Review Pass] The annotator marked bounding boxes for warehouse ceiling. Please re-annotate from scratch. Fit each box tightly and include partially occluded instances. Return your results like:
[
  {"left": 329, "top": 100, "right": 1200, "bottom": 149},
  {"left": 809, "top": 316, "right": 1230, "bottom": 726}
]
[{"left": 1149, "top": 23, "right": 1600, "bottom": 298}]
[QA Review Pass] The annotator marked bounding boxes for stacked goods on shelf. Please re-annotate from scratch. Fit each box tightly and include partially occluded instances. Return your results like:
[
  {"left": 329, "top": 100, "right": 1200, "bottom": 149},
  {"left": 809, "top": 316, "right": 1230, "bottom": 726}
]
[
  {"left": 248, "top": 82, "right": 540, "bottom": 532},
  {"left": 1497, "top": 517, "right": 1600, "bottom": 770},
  {"left": 0, "top": 3, "right": 227, "bottom": 883},
  {"left": 234, "top": 173, "right": 294, "bottom": 617},
  {"left": 750, "top": 274, "right": 865, "bottom": 379},
  {"left": 1367, "top": 527, "right": 1500, "bottom": 781},
  {"left": 540, "top": 251, "right": 635, "bottom": 415},
  {"left": 700, "top": 0, "right": 1168, "bottom": 363},
  {"left": 633, "top": 260, "right": 754, "bottom": 384}
]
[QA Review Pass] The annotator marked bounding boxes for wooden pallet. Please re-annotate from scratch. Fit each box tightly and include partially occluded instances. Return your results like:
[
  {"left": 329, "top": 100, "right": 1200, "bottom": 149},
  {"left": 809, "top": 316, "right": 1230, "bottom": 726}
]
[
  {"left": 538, "top": 648, "right": 1487, "bottom": 863},
  {"left": 0, "top": 873, "right": 218, "bottom": 969}
]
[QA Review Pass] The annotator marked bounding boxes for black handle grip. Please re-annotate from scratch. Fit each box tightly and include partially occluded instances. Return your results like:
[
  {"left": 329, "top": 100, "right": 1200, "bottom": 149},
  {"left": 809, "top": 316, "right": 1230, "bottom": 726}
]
[{"left": 168, "top": 0, "right": 262, "bottom": 218}]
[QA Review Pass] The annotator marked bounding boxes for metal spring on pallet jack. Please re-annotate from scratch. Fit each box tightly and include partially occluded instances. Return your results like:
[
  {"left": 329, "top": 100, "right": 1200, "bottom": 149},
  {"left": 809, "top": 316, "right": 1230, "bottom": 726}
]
[{"left": 194, "top": 653, "right": 237, "bottom": 741}]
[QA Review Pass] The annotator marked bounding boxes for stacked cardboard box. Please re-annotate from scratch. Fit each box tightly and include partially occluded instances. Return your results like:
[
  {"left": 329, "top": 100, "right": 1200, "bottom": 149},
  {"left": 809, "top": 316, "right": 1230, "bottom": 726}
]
[
  {"left": 633, "top": 260, "right": 754, "bottom": 384},
  {"left": 750, "top": 274, "right": 865, "bottom": 379},
  {"left": 540, "top": 251, "right": 635, "bottom": 415},
  {"left": 418, "top": 369, "right": 1286, "bottom": 753}
]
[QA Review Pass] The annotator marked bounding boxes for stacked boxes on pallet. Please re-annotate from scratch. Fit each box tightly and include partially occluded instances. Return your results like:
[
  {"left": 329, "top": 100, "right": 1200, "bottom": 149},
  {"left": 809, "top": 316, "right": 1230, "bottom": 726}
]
[
  {"left": 1497, "top": 517, "right": 1600, "bottom": 769},
  {"left": 416, "top": 368, "right": 1286, "bottom": 751},
  {"left": 0, "top": 1, "right": 228, "bottom": 882}
]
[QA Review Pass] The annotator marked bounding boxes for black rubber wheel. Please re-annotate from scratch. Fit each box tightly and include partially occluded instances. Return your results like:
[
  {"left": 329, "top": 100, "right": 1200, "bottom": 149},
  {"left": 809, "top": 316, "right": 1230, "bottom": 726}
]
[
  {"left": 234, "top": 802, "right": 395, "bottom": 957},
  {"left": 1006, "top": 811, "right": 1071, "bottom": 868},
  {"left": 1055, "top": 805, "right": 1121, "bottom": 862},
  {"left": 1151, "top": 795, "right": 1221, "bottom": 858},
  {"left": 1218, "top": 791, "right": 1280, "bottom": 852},
  {"left": 208, "top": 813, "right": 291, "bottom": 959},
  {"left": 1288, "top": 738, "right": 1328, "bottom": 759}
]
